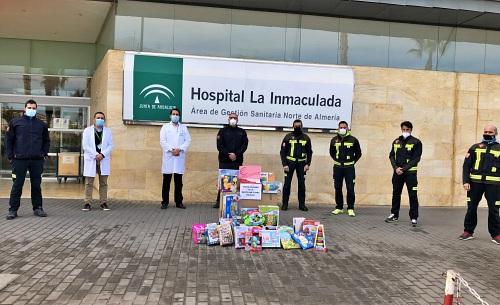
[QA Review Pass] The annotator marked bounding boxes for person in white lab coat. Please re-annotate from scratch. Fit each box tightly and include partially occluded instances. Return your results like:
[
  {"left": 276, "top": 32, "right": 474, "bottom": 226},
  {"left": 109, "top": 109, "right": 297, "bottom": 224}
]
[
  {"left": 160, "top": 108, "right": 191, "bottom": 209},
  {"left": 82, "top": 112, "right": 114, "bottom": 211}
]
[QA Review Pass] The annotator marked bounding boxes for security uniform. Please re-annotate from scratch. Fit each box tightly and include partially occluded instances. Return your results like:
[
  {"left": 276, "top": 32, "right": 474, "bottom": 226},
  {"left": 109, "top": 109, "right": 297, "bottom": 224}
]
[
  {"left": 4, "top": 114, "right": 50, "bottom": 212},
  {"left": 388, "top": 135, "right": 422, "bottom": 220},
  {"left": 329, "top": 132, "right": 362, "bottom": 210},
  {"left": 280, "top": 131, "right": 313, "bottom": 209},
  {"left": 462, "top": 140, "right": 500, "bottom": 238}
]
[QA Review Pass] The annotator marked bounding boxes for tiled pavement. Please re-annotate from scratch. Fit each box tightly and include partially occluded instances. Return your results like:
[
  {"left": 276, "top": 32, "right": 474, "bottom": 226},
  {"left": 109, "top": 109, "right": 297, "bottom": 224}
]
[{"left": 0, "top": 199, "right": 499, "bottom": 305}]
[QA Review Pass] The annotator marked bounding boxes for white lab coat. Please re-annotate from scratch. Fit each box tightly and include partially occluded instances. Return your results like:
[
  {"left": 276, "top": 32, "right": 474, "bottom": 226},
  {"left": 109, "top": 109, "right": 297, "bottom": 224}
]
[
  {"left": 160, "top": 122, "right": 191, "bottom": 174},
  {"left": 82, "top": 125, "right": 114, "bottom": 177}
]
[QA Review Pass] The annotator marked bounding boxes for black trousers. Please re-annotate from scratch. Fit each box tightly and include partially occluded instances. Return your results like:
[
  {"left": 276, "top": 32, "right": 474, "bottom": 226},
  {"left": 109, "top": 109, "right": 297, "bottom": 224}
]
[
  {"left": 282, "top": 161, "right": 306, "bottom": 207},
  {"left": 216, "top": 162, "right": 241, "bottom": 204},
  {"left": 464, "top": 182, "right": 500, "bottom": 237},
  {"left": 333, "top": 166, "right": 356, "bottom": 210},
  {"left": 162, "top": 173, "right": 183, "bottom": 206},
  {"left": 9, "top": 159, "right": 45, "bottom": 212},
  {"left": 391, "top": 172, "right": 419, "bottom": 219}
]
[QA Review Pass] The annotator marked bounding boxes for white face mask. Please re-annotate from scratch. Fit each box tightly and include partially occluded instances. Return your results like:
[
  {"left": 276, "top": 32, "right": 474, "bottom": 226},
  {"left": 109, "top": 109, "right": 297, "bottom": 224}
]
[
  {"left": 402, "top": 132, "right": 411, "bottom": 138},
  {"left": 339, "top": 128, "right": 347, "bottom": 135},
  {"left": 229, "top": 118, "right": 237, "bottom": 127}
]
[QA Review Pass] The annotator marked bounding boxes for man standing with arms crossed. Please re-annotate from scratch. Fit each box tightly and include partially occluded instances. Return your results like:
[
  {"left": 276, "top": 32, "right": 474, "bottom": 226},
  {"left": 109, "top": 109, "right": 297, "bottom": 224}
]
[
  {"left": 213, "top": 113, "right": 248, "bottom": 209},
  {"left": 5, "top": 99, "right": 50, "bottom": 220},
  {"left": 330, "top": 121, "right": 362, "bottom": 217},
  {"left": 459, "top": 125, "right": 500, "bottom": 244},
  {"left": 280, "top": 119, "right": 313, "bottom": 211}
]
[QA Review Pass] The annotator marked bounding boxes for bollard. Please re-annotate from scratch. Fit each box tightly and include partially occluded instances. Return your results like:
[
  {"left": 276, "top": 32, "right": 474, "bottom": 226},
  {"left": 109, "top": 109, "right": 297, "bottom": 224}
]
[{"left": 443, "top": 270, "right": 457, "bottom": 305}]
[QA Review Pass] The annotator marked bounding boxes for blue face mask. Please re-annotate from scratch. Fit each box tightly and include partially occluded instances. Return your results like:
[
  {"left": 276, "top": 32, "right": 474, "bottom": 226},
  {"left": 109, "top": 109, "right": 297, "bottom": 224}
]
[
  {"left": 25, "top": 109, "right": 37, "bottom": 117},
  {"left": 171, "top": 115, "right": 179, "bottom": 123},
  {"left": 95, "top": 119, "right": 105, "bottom": 126}
]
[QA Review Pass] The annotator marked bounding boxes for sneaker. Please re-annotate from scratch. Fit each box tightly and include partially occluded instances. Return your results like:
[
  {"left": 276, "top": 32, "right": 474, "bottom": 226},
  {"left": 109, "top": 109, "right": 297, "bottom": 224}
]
[
  {"left": 491, "top": 235, "right": 500, "bottom": 245},
  {"left": 299, "top": 205, "right": 308, "bottom": 211},
  {"left": 82, "top": 203, "right": 91, "bottom": 211},
  {"left": 331, "top": 209, "right": 343, "bottom": 215},
  {"left": 411, "top": 219, "right": 418, "bottom": 227},
  {"left": 385, "top": 214, "right": 398, "bottom": 223},
  {"left": 347, "top": 209, "right": 355, "bottom": 217},
  {"left": 100, "top": 203, "right": 110, "bottom": 211},
  {"left": 459, "top": 232, "right": 474, "bottom": 240},
  {"left": 6, "top": 211, "right": 17, "bottom": 220},
  {"left": 161, "top": 203, "right": 168, "bottom": 210},
  {"left": 33, "top": 208, "right": 47, "bottom": 217}
]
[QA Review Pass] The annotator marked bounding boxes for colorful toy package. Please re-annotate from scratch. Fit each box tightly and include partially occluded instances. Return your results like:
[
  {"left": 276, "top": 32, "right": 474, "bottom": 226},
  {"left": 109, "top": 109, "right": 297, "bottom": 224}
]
[
  {"left": 206, "top": 223, "right": 220, "bottom": 245},
  {"left": 291, "top": 232, "right": 315, "bottom": 250},
  {"left": 302, "top": 220, "right": 321, "bottom": 239},
  {"left": 241, "top": 208, "right": 263, "bottom": 226},
  {"left": 314, "top": 224, "right": 327, "bottom": 252},
  {"left": 218, "top": 223, "right": 234, "bottom": 246},
  {"left": 191, "top": 223, "right": 207, "bottom": 244},
  {"left": 234, "top": 225, "right": 250, "bottom": 249},
  {"left": 262, "top": 181, "right": 283, "bottom": 194},
  {"left": 259, "top": 205, "right": 279, "bottom": 229},
  {"left": 222, "top": 194, "right": 240, "bottom": 219},
  {"left": 261, "top": 229, "right": 281, "bottom": 248},
  {"left": 277, "top": 226, "right": 300, "bottom": 249},
  {"left": 244, "top": 228, "right": 262, "bottom": 252},
  {"left": 218, "top": 169, "right": 239, "bottom": 193}
]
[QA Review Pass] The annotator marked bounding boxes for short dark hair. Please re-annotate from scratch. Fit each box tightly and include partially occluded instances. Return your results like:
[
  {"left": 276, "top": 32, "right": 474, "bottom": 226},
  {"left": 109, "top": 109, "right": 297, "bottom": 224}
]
[
  {"left": 94, "top": 112, "right": 105, "bottom": 119},
  {"left": 401, "top": 121, "right": 413, "bottom": 129},
  {"left": 25, "top": 99, "right": 37, "bottom": 108},
  {"left": 229, "top": 113, "right": 238, "bottom": 118},
  {"left": 338, "top": 121, "right": 348, "bottom": 127},
  {"left": 293, "top": 119, "right": 302, "bottom": 126},
  {"left": 170, "top": 108, "right": 181, "bottom": 115}
]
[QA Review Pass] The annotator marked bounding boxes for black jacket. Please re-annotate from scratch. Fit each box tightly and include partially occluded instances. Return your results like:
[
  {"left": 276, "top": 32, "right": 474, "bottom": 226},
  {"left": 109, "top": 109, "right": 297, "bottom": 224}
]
[
  {"left": 217, "top": 125, "right": 248, "bottom": 164},
  {"left": 463, "top": 141, "right": 500, "bottom": 186},
  {"left": 280, "top": 132, "right": 313, "bottom": 166},
  {"left": 329, "top": 133, "right": 362, "bottom": 167},
  {"left": 389, "top": 135, "right": 422, "bottom": 174},
  {"left": 4, "top": 115, "right": 50, "bottom": 160}
]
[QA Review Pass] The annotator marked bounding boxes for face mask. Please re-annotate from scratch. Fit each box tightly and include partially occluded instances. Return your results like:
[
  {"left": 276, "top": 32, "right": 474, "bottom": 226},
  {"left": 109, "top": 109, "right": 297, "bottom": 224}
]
[
  {"left": 293, "top": 126, "right": 302, "bottom": 134},
  {"left": 229, "top": 119, "right": 237, "bottom": 127},
  {"left": 339, "top": 128, "right": 347, "bottom": 135},
  {"left": 483, "top": 134, "right": 493, "bottom": 141},
  {"left": 171, "top": 115, "right": 179, "bottom": 123},
  {"left": 95, "top": 119, "right": 105, "bottom": 127},
  {"left": 25, "top": 109, "right": 36, "bottom": 117},
  {"left": 402, "top": 132, "right": 411, "bottom": 139}
]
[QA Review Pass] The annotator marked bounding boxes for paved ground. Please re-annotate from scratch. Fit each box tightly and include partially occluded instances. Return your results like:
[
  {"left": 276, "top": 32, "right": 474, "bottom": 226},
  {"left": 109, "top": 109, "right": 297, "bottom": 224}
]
[{"left": 0, "top": 199, "right": 498, "bottom": 305}]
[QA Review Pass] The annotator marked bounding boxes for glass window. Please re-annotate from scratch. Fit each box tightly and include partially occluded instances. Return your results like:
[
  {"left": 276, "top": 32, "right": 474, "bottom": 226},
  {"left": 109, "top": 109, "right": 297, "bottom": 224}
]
[
  {"left": 114, "top": 16, "right": 142, "bottom": 51},
  {"left": 143, "top": 18, "right": 174, "bottom": 53},
  {"left": 455, "top": 28, "right": 486, "bottom": 74},
  {"left": 285, "top": 14, "right": 301, "bottom": 62},
  {"left": 0, "top": 38, "right": 31, "bottom": 74},
  {"left": 97, "top": 12, "right": 116, "bottom": 65},
  {"left": 173, "top": 6, "right": 231, "bottom": 57},
  {"left": 436, "top": 27, "right": 456, "bottom": 72},
  {"left": 300, "top": 15, "right": 339, "bottom": 65},
  {"left": 389, "top": 23, "right": 438, "bottom": 70},
  {"left": 230, "top": 10, "right": 286, "bottom": 61},
  {"left": 0, "top": 74, "right": 90, "bottom": 97},
  {"left": 485, "top": 30, "right": 500, "bottom": 75},
  {"left": 339, "top": 18, "right": 389, "bottom": 67}
]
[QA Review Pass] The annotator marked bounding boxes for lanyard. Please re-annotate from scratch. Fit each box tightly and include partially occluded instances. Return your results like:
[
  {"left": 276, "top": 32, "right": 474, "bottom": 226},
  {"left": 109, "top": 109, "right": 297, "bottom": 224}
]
[{"left": 94, "top": 128, "right": 103, "bottom": 142}]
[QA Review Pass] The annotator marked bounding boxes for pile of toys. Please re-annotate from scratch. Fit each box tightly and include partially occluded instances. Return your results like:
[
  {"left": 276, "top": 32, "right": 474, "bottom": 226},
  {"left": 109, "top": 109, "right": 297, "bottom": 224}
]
[{"left": 191, "top": 167, "right": 327, "bottom": 252}]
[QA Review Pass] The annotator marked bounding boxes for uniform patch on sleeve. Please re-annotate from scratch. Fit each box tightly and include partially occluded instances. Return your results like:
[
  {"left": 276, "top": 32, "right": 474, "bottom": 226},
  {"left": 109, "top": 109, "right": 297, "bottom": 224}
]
[
  {"left": 282, "top": 143, "right": 286, "bottom": 147},
  {"left": 465, "top": 153, "right": 470, "bottom": 158},
  {"left": 6, "top": 126, "right": 9, "bottom": 132},
  {"left": 217, "top": 135, "right": 220, "bottom": 139}
]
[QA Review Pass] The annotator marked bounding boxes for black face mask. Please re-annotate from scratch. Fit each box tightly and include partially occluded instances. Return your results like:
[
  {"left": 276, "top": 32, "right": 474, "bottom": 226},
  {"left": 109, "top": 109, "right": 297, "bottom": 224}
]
[
  {"left": 293, "top": 126, "right": 302, "bottom": 135},
  {"left": 483, "top": 134, "right": 493, "bottom": 141}
]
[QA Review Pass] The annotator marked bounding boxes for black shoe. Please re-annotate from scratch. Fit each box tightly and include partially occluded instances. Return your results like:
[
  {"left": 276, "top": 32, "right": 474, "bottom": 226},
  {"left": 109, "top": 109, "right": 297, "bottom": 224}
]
[
  {"left": 299, "top": 205, "right": 308, "bottom": 211},
  {"left": 281, "top": 205, "right": 288, "bottom": 211},
  {"left": 82, "top": 203, "right": 91, "bottom": 211},
  {"left": 176, "top": 203, "right": 186, "bottom": 209},
  {"left": 161, "top": 203, "right": 168, "bottom": 210},
  {"left": 33, "top": 208, "right": 47, "bottom": 217},
  {"left": 6, "top": 211, "right": 17, "bottom": 220},
  {"left": 213, "top": 203, "right": 219, "bottom": 209},
  {"left": 100, "top": 203, "right": 110, "bottom": 211}
]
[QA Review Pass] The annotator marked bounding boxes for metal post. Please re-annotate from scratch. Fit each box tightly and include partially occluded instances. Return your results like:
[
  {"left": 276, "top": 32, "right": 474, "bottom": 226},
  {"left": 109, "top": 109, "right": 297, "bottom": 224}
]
[{"left": 444, "top": 270, "right": 457, "bottom": 305}]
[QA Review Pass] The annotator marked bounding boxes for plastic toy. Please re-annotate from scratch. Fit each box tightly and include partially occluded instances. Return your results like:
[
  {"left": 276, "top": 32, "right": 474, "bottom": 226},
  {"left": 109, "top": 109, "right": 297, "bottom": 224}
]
[{"left": 313, "top": 224, "right": 327, "bottom": 252}]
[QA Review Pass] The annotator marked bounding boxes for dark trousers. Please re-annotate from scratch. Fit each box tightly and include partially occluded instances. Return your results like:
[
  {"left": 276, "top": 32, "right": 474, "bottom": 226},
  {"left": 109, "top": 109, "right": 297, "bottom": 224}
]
[
  {"left": 282, "top": 162, "right": 306, "bottom": 207},
  {"left": 162, "top": 173, "right": 183, "bottom": 206},
  {"left": 9, "top": 159, "right": 45, "bottom": 212},
  {"left": 464, "top": 182, "right": 500, "bottom": 237},
  {"left": 391, "top": 172, "right": 419, "bottom": 219},
  {"left": 333, "top": 166, "right": 356, "bottom": 210},
  {"left": 216, "top": 162, "right": 241, "bottom": 204}
]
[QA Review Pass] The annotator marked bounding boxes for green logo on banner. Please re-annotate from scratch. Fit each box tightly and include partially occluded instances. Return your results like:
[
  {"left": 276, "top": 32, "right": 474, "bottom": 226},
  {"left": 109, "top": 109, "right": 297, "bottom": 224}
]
[{"left": 133, "top": 55, "right": 183, "bottom": 121}]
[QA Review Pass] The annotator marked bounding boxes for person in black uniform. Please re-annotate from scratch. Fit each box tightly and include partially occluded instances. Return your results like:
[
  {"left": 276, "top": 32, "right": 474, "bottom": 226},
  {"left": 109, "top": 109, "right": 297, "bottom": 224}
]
[
  {"left": 330, "top": 121, "right": 362, "bottom": 217},
  {"left": 459, "top": 125, "right": 500, "bottom": 244},
  {"left": 385, "top": 121, "right": 422, "bottom": 227},
  {"left": 5, "top": 99, "right": 50, "bottom": 220},
  {"left": 213, "top": 113, "right": 249, "bottom": 208},
  {"left": 280, "top": 119, "right": 313, "bottom": 211}
]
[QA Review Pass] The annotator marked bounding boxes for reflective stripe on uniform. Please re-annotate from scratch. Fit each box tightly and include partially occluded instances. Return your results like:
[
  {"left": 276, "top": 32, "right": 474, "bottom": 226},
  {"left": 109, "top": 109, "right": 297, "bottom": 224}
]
[
  {"left": 412, "top": 187, "right": 418, "bottom": 191},
  {"left": 485, "top": 176, "right": 500, "bottom": 182},
  {"left": 474, "top": 148, "right": 486, "bottom": 170},
  {"left": 286, "top": 156, "right": 296, "bottom": 161},
  {"left": 12, "top": 174, "right": 16, "bottom": 178},
  {"left": 470, "top": 174, "right": 482, "bottom": 180},
  {"left": 408, "top": 167, "right": 418, "bottom": 171},
  {"left": 467, "top": 197, "right": 471, "bottom": 202},
  {"left": 289, "top": 140, "right": 297, "bottom": 158},
  {"left": 490, "top": 149, "right": 500, "bottom": 158},
  {"left": 405, "top": 144, "right": 414, "bottom": 150}
]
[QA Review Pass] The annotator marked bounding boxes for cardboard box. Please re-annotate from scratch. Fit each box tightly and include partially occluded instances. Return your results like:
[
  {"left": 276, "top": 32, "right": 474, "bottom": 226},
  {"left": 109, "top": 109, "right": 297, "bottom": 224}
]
[{"left": 238, "top": 193, "right": 278, "bottom": 208}]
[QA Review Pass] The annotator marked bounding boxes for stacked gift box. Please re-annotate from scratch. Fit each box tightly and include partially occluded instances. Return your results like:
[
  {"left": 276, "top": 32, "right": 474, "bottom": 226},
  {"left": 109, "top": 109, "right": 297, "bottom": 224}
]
[{"left": 191, "top": 166, "right": 327, "bottom": 252}]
